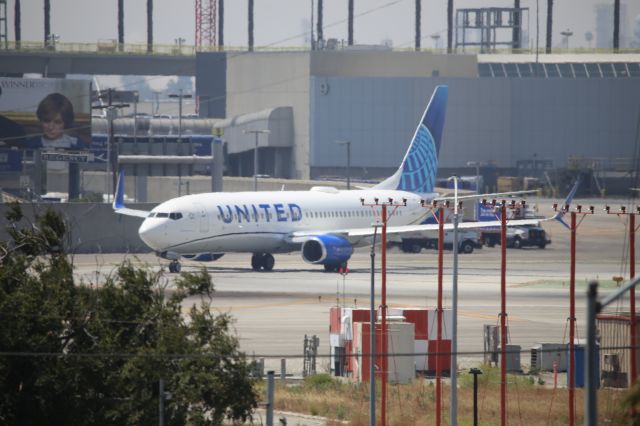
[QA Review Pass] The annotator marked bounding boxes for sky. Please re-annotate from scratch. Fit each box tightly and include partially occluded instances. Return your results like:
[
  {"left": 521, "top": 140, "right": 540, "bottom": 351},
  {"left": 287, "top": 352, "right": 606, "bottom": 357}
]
[{"left": 9, "top": 0, "right": 640, "bottom": 50}]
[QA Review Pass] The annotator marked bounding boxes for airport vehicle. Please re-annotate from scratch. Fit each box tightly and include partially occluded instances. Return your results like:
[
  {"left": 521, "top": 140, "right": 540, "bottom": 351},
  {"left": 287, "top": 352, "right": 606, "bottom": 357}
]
[
  {"left": 113, "top": 86, "right": 557, "bottom": 273},
  {"left": 392, "top": 229, "right": 482, "bottom": 254},
  {"left": 482, "top": 225, "right": 551, "bottom": 249}
]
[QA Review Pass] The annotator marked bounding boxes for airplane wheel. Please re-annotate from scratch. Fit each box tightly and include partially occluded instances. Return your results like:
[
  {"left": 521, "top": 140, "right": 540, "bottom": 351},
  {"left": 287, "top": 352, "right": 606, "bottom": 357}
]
[
  {"left": 251, "top": 254, "right": 262, "bottom": 271},
  {"left": 263, "top": 254, "right": 275, "bottom": 271},
  {"left": 169, "top": 261, "right": 181, "bottom": 273}
]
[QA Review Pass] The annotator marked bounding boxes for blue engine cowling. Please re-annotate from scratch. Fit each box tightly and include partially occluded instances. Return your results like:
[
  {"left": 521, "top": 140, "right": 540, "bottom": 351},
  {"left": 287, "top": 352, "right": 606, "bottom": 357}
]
[
  {"left": 182, "top": 253, "right": 225, "bottom": 262},
  {"left": 301, "top": 235, "right": 353, "bottom": 265}
]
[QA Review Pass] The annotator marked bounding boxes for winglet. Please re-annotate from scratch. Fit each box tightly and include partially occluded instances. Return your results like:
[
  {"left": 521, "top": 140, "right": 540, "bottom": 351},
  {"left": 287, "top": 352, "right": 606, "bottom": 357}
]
[
  {"left": 553, "top": 178, "right": 581, "bottom": 229},
  {"left": 113, "top": 170, "right": 125, "bottom": 210}
]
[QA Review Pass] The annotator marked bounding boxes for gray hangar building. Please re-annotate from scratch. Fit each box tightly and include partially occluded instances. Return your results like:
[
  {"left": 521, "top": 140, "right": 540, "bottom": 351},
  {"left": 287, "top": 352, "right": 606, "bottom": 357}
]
[{"left": 196, "top": 50, "right": 640, "bottom": 188}]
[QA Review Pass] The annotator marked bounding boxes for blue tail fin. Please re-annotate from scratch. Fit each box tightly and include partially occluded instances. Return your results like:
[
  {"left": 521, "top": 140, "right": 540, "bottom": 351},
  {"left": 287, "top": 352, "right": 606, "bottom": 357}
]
[
  {"left": 553, "top": 178, "right": 581, "bottom": 229},
  {"left": 373, "top": 85, "right": 448, "bottom": 194}
]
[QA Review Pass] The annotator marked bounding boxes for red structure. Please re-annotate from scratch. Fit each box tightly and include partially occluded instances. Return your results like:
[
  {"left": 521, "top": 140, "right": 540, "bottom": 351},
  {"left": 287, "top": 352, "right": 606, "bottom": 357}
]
[{"left": 195, "top": 0, "right": 217, "bottom": 48}]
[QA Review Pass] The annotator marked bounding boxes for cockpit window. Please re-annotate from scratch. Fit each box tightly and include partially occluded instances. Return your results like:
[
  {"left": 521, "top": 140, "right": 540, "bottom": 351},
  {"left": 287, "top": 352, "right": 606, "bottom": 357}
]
[
  {"left": 148, "top": 212, "right": 156, "bottom": 218},
  {"left": 169, "top": 212, "right": 183, "bottom": 220},
  {"left": 156, "top": 213, "right": 169, "bottom": 218}
]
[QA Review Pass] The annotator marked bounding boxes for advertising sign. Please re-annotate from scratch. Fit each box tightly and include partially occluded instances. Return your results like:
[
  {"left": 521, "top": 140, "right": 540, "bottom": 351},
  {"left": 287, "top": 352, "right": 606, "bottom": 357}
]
[{"left": 0, "top": 77, "right": 91, "bottom": 150}]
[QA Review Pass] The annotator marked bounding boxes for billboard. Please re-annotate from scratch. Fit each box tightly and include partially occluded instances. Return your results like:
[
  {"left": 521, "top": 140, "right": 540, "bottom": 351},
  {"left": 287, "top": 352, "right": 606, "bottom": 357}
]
[{"left": 0, "top": 77, "right": 91, "bottom": 150}]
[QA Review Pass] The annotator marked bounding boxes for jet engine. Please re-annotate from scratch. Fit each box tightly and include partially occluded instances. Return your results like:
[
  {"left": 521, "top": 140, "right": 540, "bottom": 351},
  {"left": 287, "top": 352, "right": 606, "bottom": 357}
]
[
  {"left": 181, "top": 253, "right": 225, "bottom": 262},
  {"left": 301, "top": 235, "right": 353, "bottom": 266}
]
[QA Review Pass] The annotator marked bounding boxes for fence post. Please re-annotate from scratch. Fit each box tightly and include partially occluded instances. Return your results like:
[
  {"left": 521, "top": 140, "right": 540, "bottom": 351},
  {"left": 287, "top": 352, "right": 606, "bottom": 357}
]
[{"left": 267, "top": 370, "right": 275, "bottom": 426}]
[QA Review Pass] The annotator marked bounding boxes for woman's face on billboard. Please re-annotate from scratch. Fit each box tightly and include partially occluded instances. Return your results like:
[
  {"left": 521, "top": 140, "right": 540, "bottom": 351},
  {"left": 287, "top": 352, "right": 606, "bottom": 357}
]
[{"left": 41, "top": 113, "right": 65, "bottom": 140}]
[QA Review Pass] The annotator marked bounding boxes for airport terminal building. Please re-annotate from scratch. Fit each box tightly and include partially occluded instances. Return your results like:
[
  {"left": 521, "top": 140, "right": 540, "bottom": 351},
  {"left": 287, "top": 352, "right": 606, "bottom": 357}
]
[{"left": 198, "top": 50, "right": 640, "bottom": 191}]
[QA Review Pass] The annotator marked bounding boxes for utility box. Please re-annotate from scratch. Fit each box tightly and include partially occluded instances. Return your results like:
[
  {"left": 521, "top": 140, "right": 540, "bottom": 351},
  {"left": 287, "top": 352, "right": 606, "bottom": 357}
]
[
  {"left": 531, "top": 343, "right": 568, "bottom": 372},
  {"left": 499, "top": 344, "right": 521, "bottom": 372},
  {"left": 352, "top": 321, "right": 415, "bottom": 384}
]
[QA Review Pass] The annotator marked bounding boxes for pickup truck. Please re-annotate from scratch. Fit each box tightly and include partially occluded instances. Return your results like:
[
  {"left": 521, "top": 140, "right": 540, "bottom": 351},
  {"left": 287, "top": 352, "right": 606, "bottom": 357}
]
[
  {"left": 393, "top": 229, "right": 483, "bottom": 254},
  {"left": 481, "top": 225, "right": 551, "bottom": 249}
]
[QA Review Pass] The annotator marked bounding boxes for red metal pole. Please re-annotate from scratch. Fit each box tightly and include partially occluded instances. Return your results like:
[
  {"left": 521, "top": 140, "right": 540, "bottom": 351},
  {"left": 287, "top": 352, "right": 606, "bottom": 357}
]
[
  {"left": 500, "top": 204, "right": 507, "bottom": 426},
  {"left": 631, "top": 214, "right": 637, "bottom": 384},
  {"left": 381, "top": 204, "right": 387, "bottom": 426},
  {"left": 436, "top": 207, "right": 444, "bottom": 426},
  {"left": 569, "top": 212, "right": 576, "bottom": 426}
]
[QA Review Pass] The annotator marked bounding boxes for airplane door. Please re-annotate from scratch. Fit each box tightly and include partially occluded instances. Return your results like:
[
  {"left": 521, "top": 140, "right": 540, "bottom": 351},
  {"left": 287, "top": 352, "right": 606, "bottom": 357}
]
[{"left": 195, "top": 203, "right": 209, "bottom": 233}]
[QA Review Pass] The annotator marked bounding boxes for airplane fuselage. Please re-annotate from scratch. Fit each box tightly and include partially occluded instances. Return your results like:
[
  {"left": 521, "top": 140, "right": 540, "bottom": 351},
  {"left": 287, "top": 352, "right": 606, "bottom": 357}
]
[{"left": 138, "top": 187, "right": 433, "bottom": 256}]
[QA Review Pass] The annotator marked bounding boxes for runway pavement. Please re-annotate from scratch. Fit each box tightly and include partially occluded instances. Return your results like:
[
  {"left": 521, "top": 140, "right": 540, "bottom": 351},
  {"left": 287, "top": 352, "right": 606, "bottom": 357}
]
[{"left": 70, "top": 197, "right": 637, "bottom": 374}]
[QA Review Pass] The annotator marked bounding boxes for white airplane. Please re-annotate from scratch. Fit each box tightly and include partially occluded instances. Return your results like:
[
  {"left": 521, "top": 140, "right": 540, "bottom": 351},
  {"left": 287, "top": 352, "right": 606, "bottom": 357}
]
[{"left": 113, "top": 86, "right": 562, "bottom": 273}]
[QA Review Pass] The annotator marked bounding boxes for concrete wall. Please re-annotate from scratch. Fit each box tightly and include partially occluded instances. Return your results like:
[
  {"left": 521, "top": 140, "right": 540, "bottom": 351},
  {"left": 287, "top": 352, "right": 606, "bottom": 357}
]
[
  {"left": 0, "top": 202, "right": 153, "bottom": 253},
  {"left": 310, "top": 51, "right": 478, "bottom": 78}
]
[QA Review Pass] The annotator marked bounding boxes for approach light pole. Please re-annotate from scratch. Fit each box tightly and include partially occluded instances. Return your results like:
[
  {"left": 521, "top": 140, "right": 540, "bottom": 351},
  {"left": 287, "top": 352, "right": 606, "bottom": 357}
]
[
  {"left": 244, "top": 129, "right": 270, "bottom": 191},
  {"left": 335, "top": 140, "right": 351, "bottom": 189},
  {"left": 553, "top": 202, "right": 594, "bottom": 426},
  {"left": 360, "top": 196, "right": 407, "bottom": 426}
]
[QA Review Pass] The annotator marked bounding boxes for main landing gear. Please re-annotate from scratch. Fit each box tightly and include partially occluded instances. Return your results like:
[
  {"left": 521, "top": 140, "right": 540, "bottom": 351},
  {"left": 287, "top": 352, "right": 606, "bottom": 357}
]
[
  {"left": 168, "top": 260, "right": 182, "bottom": 273},
  {"left": 323, "top": 262, "right": 348, "bottom": 273},
  {"left": 251, "top": 253, "right": 275, "bottom": 271}
]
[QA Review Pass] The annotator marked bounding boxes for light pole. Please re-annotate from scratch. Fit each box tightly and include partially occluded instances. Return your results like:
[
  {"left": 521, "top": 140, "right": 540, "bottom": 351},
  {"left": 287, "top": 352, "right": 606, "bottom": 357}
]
[
  {"left": 431, "top": 34, "right": 440, "bottom": 49},
  {"left": 561, "top": 29, "right": 573, "bottom": 49},
  {"left": 244, "top": 129, "right": 270, "bottom": 191},
  {"left": 466, "top": 161, "right": 483, "bottom": 193},
  {"left": 168, "top": 89, "right": 193, "bottom": 141},
  {"left": 335, "top": 140, "right": 351, "bottom": 190}
]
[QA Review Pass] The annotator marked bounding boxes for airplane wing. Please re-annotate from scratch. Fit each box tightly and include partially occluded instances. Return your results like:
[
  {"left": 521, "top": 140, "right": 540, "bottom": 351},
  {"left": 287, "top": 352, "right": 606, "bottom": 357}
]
[
  {"left": 288, "top": 217, "right": 544, "bottom": 242},
  {"left": 112, "top": 170, "right": 151, "bottom": 218},
  {"left": 434, "top": 189, "right": 539, "bottom": 202},
  {"left": 291, "top": 180, "right": 579, "bottom": 240}
]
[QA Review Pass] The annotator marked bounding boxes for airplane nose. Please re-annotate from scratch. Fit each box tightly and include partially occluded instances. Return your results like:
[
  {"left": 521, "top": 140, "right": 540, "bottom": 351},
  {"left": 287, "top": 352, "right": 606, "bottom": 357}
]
[{"left": 138, "top": 219, "right": 165, "bottom": 250}]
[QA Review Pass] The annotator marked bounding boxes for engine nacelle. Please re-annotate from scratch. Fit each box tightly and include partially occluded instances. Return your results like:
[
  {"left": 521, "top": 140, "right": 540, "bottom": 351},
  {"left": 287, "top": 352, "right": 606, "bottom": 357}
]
[
  {"left": 301, "top": 235, "right": 353, "bottom": 265},
  {"left": 181, "top": 253, "right": 225, "bottom": 262}
]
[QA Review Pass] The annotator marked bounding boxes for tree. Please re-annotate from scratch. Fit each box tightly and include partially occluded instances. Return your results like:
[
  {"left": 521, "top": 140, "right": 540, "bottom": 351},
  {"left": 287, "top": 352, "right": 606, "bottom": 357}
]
[
  {"left": 546, "top": 0, "right": 554, "bottom": 53},
  {"left": 146, "top": 0, "right": 153, "bottom": 53},
  {"left": 44, "top": 0, "right": 50, "bottom": 46},
  {"left": 118, "top": 0, "right": 124, "bottom": 51},
  {"left": 613, "top": 0, "right": 620, "bottom": 51},
  {"left": 0, "top": 205, "right": 258, "bottom": 425},
  {"left": 14, "top": 0, "right": 21, "bottom": 48},
  {"left": 447, "top": 0, "right": 453, "bottom": 53}
]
